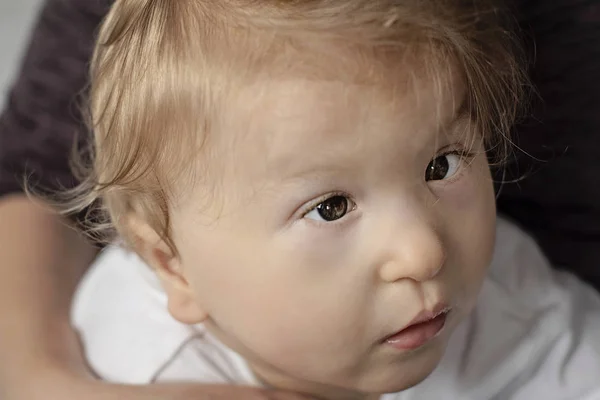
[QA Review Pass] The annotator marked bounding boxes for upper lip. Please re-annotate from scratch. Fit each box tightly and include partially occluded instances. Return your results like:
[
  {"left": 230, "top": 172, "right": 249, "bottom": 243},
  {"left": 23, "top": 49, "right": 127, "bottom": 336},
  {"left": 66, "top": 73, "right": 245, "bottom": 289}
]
[
  {"left": 382, "top": 302, "right": 451, "bottom": 342},
  {"left": 407, "top": 303, "right": 450, "bottom": 327}
]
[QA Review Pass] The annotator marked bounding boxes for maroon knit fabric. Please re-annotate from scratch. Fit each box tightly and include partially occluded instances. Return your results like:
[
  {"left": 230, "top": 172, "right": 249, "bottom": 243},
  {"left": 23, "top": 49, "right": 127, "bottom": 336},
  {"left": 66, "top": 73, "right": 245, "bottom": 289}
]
[{"left": 1, "top": 0, "right": 599, "bottom": 289}]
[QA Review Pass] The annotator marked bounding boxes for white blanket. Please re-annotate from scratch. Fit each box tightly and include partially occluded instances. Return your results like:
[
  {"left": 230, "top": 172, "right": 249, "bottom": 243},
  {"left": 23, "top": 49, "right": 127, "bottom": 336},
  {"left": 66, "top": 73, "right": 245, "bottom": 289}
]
[{"left": 72, "top": 217, "right": 600, "bottom": 399}]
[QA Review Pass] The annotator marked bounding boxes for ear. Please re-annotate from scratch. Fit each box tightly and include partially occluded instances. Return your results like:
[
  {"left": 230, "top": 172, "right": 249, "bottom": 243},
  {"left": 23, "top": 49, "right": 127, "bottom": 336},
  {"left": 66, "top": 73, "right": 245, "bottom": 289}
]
[{"left": 126, "top": 214, "right": 208, "bottom": 325}]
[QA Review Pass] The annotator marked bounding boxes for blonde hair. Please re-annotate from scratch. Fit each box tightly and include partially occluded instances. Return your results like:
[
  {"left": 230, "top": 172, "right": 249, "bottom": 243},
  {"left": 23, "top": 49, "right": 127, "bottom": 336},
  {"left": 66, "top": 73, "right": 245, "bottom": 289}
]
[{"left": 64, "top": 0, "right": 529, "bottom": 251}]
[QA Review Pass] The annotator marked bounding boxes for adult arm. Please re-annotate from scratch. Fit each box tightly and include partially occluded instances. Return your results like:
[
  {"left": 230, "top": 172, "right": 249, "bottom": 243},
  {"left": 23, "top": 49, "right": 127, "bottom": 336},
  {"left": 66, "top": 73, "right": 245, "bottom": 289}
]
[{"left": 0, "top": 1, "right": 308, "bottom": 399}]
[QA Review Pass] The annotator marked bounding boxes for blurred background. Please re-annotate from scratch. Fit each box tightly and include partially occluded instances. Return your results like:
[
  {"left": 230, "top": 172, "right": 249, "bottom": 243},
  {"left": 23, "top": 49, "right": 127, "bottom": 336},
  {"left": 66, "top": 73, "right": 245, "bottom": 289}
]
[{"left": 0, "top": 0, "right": 43, "bottom": 109}]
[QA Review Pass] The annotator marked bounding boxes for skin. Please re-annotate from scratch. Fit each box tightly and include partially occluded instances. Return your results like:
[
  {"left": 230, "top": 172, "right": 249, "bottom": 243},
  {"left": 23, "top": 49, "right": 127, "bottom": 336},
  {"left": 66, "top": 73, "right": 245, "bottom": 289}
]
[
  {"left": 0, "top": 196, "right": 309, "bottom": 400},
  {"left": 0, "top": 196, "right": 95, "bottom": 391},
  {"left": 134, "top": 74, "right": 497, "bottom": 400}
]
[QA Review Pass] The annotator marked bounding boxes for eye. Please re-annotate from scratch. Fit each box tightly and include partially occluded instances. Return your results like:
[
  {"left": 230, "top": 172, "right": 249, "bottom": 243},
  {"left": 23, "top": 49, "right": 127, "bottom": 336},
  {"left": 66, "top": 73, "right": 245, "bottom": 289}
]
[
  {"left": 304, "top": 195, "right": 356, "bottom": 222},
  {"left": 425, "top": 152, "right": 462, "bottom": 182}
]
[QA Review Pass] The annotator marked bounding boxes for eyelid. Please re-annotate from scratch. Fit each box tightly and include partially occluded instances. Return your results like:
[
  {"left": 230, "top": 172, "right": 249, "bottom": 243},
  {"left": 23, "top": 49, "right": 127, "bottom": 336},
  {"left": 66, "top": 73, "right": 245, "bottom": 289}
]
[
  {"left": 300, "top": 191, "right": 356, "bottom": 218},
  {"left": 430, "top": 146, "right": 478, "bottom": 184},
  {"left": 435, "top": 143, "right": 478, "bottom": 159}
]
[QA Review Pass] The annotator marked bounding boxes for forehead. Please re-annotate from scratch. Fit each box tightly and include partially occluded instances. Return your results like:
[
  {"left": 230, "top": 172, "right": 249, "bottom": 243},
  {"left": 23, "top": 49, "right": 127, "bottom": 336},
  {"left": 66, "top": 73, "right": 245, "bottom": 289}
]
[
  {"left": 215, "top": 73, "right": 465, "bottom": 171},
  {"left": 172, "top": 70, "right": 468, "bottom": 216}
]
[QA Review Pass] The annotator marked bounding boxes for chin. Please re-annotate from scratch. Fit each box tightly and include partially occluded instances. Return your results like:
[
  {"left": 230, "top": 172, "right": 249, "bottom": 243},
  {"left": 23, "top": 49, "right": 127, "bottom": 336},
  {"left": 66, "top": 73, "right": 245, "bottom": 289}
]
[
  {"left": 371, "top": 367, "right": 437, "bottom": 395},
  {"left": 384, "top": 367, "right": 436, "bottom": 393},
  {"left": 361, "top": 339, "right": 446, "bottom": 394}
]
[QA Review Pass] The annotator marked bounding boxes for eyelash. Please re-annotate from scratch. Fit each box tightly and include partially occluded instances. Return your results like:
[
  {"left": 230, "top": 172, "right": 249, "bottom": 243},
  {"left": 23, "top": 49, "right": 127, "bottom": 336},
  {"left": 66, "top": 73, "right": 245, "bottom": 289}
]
[
  {"left": 296, "top": 146, "right": 478, "bottom": 221},
  {"left": 444, "top": 148, "right": 476, "bottom": 158},
  {"left": 300, "top": 191, "right": 355, "bottom": 218},
  {"left": 433, "top": 148, "right": 477, "bottom": 182}
]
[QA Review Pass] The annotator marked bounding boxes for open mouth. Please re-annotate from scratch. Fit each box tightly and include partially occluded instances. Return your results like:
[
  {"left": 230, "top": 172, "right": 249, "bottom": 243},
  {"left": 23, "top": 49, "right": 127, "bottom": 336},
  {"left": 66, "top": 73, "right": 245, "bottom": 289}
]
[{"left": 383, "top": 307, "right": 451, "bottom": 350}]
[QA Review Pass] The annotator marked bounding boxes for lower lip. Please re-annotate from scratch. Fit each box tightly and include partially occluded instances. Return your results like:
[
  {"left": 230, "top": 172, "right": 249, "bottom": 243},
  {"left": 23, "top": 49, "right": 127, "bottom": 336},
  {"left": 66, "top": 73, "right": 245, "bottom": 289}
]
[{"left": 384, "top": 313, "right": 448, "bottom": 350}]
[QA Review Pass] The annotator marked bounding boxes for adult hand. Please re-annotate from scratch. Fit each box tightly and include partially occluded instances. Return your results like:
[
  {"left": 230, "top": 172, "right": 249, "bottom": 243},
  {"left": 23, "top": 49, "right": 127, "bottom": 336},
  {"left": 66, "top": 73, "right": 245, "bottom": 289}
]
[{"left": 5, "top": 365, "right": 312, "bottom": 400}]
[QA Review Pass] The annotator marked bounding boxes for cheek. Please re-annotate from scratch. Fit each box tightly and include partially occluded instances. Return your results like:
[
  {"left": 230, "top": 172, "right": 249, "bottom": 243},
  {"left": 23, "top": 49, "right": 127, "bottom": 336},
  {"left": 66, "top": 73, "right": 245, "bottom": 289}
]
[
  {"left": 442, "top": 155, "right": 496, "bottom": 308},
  {"left": 178, "top": 228, "right": 372, "bottom": 370}
]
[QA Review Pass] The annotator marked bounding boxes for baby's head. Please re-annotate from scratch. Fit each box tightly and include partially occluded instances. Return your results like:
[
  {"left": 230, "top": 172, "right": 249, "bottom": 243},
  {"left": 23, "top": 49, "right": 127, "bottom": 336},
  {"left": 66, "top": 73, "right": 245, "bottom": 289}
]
[{"left": 78, "top": 0, "right": 527, "bottom": 398}]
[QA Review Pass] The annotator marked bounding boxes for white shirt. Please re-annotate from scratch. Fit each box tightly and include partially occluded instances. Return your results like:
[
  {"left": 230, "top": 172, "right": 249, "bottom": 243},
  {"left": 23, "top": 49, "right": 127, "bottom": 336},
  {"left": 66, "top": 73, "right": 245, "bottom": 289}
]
[{"left": 72, "top": 217, "right": 600, "bottom": 399}]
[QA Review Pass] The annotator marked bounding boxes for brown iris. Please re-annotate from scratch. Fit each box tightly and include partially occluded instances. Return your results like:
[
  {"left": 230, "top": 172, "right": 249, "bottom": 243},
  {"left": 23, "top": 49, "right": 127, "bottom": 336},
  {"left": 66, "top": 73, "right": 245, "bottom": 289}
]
[{"left": 316, "top": 195, "right": 350, "bottom": 221}]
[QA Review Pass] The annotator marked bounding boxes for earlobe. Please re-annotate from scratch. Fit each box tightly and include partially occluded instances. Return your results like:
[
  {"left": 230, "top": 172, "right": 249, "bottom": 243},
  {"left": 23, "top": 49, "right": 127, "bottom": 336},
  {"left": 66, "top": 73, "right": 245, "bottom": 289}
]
[
  {"left": 125, "top": 213, "right": 209, "bottom": 324},
  {"left": 154, "top": 253, "right": 209, "bottom": 324}
]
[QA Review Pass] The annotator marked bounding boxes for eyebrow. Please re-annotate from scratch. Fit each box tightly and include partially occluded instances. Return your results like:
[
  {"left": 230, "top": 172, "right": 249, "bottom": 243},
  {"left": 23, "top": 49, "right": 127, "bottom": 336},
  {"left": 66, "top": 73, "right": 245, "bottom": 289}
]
[
  {"left": 436, "top": 94, "right": 473, "bottom": 145},
  {"left": 273, "top": 158, "right": 357, "bottom": 184},
  {"left": 269, "top": 93, "right": 472, "bottom": 183},
  {"left": 446, "top": 94, "right": 470, "bottom": 129},
  {"left": 458, "top": 94, "right": 470, "bottom": 119}
]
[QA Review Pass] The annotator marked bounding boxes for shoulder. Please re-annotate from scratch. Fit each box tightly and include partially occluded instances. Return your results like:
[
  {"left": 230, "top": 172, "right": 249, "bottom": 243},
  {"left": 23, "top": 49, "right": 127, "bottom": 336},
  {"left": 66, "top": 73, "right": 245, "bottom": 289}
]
[{"left": 72, "top": 246, "right": 257, "bottom": 385}]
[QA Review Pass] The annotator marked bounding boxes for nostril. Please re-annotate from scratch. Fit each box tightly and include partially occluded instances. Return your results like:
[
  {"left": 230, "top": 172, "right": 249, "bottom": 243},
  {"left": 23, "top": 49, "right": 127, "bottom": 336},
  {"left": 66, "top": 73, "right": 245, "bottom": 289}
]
[
  {"left": 379, "top": 260, "right": 401, "bottom": 283},
  {"left": 378, "top": 239, "right": 446, "bottom": 283}
]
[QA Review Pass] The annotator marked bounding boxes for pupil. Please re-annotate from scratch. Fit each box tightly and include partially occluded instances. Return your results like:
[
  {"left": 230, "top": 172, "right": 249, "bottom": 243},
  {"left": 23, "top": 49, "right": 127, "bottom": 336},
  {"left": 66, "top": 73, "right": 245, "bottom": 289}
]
[
  {"left": 426, "top": 156, "right": 449, "bottom": 181},
  {"left": 317, "top": 196, "right": 348, "bottom": 221}
]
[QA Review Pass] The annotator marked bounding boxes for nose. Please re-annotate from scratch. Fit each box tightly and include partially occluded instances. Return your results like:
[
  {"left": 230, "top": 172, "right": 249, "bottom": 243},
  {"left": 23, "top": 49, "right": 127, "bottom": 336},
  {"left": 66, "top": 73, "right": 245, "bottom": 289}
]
[{"left": 378, "top": 217, "right": 446, "bottom": 283}]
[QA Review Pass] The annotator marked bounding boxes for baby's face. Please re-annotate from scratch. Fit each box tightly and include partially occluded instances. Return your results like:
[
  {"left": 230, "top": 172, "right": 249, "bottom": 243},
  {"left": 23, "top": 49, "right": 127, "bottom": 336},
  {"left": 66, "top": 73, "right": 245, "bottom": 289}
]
[{"left": 168, "top": 76, "right": 496, "bottom": 399}]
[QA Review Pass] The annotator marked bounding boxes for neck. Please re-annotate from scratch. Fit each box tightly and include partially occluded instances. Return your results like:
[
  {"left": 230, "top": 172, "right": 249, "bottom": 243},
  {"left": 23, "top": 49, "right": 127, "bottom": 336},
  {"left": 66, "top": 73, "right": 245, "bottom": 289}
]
[{"left": 250, "top": 364, "right": 382, "bottom": 400}]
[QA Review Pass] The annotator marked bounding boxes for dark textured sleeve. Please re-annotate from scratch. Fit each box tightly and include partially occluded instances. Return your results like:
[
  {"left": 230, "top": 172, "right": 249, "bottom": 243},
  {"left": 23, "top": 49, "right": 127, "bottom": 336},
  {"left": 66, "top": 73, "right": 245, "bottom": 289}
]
[
  {"left": 1, "top": 0, "right": 599, "bottom": 288},
  {"left": 0, "top": 0, "right": 110, "bottom": 197},
  {"left": 499, "top": 0, "right": 600, "bottom": 290}
]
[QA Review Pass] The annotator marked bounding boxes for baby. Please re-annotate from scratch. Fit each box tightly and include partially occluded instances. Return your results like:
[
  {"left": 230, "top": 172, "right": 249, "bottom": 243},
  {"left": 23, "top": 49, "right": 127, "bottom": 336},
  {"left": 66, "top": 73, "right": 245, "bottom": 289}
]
[{"left": 68, "top": 0, "right": 600, "bottom": 399}]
